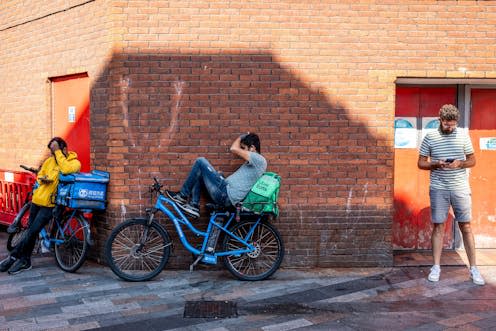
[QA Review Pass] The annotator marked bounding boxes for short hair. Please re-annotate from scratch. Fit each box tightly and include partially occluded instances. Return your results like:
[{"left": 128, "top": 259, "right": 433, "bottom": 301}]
[
  {"left": 241, "top": 133, "right": 261, "bottom": 153},
  {"left": 439, "top": 104, "right": 460, "bottom": 121},
  {"left": 47, "top": 137, "right": 68, "bottom": 151}
]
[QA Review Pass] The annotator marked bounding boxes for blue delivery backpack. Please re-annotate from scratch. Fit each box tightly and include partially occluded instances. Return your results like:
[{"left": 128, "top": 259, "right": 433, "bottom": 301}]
[{"left": 55, "top": 170, "right": 110, "bottom": 210}]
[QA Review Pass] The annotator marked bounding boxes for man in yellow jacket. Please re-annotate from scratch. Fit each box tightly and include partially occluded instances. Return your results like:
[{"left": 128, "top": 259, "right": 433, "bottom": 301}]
[{"left": 0, "top": 137, "right": 80, "bottom": 274}]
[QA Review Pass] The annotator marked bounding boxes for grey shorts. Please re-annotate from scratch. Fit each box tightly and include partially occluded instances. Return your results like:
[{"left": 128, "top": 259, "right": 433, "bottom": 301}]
[{"left": 429, "top": 189, "right": 472, "bottom": 223}]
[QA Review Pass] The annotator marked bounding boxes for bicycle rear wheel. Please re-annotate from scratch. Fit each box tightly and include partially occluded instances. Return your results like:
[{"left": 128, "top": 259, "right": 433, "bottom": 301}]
[
  {"left": 222, "top": 220, "right": 284, "bottom": 281},
  {"left": 54, "top": 213, "right": 90, "bottom": 272},
  {"left": 6, "top": 202, "right": 31, "bottom": 251},
  {"left": 104, "top": 218, "right": 171, "bottom": 282}
]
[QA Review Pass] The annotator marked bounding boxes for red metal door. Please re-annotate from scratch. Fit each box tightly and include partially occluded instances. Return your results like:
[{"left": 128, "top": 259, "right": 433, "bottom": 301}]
[
  {"left": 393, "top": 86, "right": 457, "bottom": 249},
  {"left": 52, "top": 73, "right": 90, "bottom": 172},
  {"left": 469, "top": 88, "right": 496, "bottom": 248}
]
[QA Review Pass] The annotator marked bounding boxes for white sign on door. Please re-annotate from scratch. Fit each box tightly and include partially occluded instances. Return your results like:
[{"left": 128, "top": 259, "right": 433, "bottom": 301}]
[
  {"left": 480, "top": 137, "right": 496, "bottom": 150},
  {"left": 68, "top": 106, "right": 76, "bottom": 123},
  {"left": 394, "top": 117, "right": 417, "bottom": 148}
]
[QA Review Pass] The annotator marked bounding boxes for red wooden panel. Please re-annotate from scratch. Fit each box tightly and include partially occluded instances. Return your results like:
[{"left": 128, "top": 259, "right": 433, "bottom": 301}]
[
  {"left": 393, "top": 87, "right": 420, "bottom": 249},
  {"left": 52, "top": 74, "right": 90, "bottom": 172},
  {"left": 417, "top": 87, "right": 457, "bottom": 249},
  {"left": 470, "top": 89, "right": 496, "bottom": 248},
  {"left": 393, "top": 86, "right": 457, "bottom": 249},
  {"left": 395, "top": 87, "right": 420, "bottom": 117}
]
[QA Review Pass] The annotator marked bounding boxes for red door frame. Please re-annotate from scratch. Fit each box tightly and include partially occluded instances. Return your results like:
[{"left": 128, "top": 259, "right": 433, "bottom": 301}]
[
  {"left": 51, "top": 73, "right": 90, "bottom": 172},
  {"left": 468, "top": 88, "right": 496, "bottom": 248},
  {"left": 393, "top": 86, "right": 457, "bottom": 250}
]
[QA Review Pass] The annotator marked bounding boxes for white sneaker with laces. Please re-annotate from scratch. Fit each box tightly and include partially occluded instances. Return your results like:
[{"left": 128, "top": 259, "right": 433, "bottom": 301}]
[
  {"left": 428, "top": 265, "right": 441, "bottom": 282},
  {"left": 470, "top": 266, "right": 485, "bottom": 285}
]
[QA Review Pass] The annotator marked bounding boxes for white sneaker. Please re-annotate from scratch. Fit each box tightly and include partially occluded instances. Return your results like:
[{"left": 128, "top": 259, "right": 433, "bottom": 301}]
[
  {"left": 428, "top": 265, "right": 441, "bottom": 282},
  {"left": 470, "top": 266, "right": 485, "bottom": 285}
]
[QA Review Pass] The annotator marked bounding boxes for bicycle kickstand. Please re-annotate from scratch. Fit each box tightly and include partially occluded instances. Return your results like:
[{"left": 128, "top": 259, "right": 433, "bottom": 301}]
[{"left": 190, "top": 254, "right": 204, "bottom": 272}]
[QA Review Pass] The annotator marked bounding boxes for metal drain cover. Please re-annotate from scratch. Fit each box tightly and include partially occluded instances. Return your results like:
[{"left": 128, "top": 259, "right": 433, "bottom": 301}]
[{"left": 183, "top": 300, "right": 238, "bottom": 318}]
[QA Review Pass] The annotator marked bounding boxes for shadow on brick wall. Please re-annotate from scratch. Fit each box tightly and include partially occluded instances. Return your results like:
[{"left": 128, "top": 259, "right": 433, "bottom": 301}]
[{"left": 90, "top": 51, "right": 393, "bottom": 268}]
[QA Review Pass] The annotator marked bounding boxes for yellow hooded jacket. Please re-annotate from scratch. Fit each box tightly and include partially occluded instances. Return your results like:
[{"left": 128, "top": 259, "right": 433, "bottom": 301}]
[{"left": 32, "top": 150, "right": 81, "bottom": 207}]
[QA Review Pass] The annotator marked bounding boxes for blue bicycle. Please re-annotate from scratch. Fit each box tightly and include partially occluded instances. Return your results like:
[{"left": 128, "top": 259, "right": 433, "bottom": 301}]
[{"left": 104, "top": 178, "right": 284, "bottom": 281}]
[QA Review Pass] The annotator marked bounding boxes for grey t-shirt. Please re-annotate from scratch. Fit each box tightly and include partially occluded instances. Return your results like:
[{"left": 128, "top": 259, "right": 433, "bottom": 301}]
[{"left": 226, "top": 152, "right": 267, "bottom": 205}]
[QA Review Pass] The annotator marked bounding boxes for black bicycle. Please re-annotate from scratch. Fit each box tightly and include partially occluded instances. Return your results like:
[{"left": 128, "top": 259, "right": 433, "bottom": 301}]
[{"left": 7, "top": 165, "right": 93, "bottom": 272}]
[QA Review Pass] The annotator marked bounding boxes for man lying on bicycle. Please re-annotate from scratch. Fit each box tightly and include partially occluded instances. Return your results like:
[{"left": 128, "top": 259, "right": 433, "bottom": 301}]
[
  {"left": 167, "top": 133, "right": 266, "bottom": 218},
  {"left": 0, "top": 137, "right": 80, "bottom": 274}
]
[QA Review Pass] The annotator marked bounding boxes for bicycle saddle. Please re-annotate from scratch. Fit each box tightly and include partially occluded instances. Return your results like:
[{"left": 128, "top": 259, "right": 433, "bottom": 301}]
[{"left": 205, "top": 203, "right": 234, "bottom": 213}]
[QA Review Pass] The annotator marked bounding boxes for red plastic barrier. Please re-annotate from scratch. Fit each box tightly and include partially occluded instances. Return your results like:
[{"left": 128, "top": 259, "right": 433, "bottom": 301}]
[{"left": 0, "top": 169, "right": 36, "bottom": 226}]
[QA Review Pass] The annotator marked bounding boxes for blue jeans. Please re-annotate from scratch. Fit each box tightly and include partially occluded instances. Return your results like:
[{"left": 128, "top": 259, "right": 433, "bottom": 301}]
[
  {"left": 180, "top": 157, "right": 231, "bottom": 207},
  {"left": 11, "top": 203, "right": 53, "bottom": 261}
]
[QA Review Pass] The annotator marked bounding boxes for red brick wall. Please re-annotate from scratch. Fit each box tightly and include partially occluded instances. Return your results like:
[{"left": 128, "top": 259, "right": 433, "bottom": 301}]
[
  {"left": 0, "top": 0, "right": 112, "bottom": 170},
  {"left": 2, "top": 0, "right": 496, "bottom": 268}
]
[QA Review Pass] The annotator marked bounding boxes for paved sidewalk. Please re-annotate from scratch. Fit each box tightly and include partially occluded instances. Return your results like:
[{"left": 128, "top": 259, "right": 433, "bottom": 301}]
[{"left": 0, "top": 231, "right": 495, "bottom": 331}]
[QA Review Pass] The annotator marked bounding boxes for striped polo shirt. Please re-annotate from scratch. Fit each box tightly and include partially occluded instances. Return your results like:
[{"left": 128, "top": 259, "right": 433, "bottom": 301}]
[{"left": 419, "top": 127, "right": 474, "bottom": 191}]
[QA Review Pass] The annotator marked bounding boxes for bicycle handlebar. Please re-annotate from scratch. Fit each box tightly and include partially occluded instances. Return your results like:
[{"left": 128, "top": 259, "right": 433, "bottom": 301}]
[
  {"left": 151, "top": 177, "right": 163, "bottom": 193},
  {"left": 20, "top": 165, "right": 38, "bottom": 174}
]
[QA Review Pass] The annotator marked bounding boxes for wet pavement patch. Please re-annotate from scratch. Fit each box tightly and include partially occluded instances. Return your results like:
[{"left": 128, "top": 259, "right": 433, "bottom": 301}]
[{"left": 183, "top": 300, "right": 238, "bottom": 318}]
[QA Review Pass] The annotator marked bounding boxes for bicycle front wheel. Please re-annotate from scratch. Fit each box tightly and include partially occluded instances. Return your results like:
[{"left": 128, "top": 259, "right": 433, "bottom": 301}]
[
  {"left": 54, "top": 213, "right": 90, "bottom": 273},
  {"left": 7, "top": 228, "right": 29, "bottom": 252},
  {"left": 104, "top": 218, "right": 171, "bottom": 282},
  {"left": 222, "top": 220, "right": 284, "bottom": 281}
]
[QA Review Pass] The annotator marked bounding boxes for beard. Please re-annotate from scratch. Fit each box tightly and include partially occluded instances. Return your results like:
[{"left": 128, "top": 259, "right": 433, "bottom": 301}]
[{"left": 439, "top": 124, "right": 455, "bottom": 135}]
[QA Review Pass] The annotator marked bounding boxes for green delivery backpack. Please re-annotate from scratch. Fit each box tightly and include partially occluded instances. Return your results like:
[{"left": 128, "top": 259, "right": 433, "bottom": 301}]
[{"left": 242, "top": 172, "right": 281, "bottom": 217}]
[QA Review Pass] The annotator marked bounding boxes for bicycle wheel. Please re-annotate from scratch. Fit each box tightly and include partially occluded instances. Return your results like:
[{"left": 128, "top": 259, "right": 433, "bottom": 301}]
[
  {"left": 222, "top": 220, "right": 284, "bottom": 281},
  {"left": 104, "top": 218, "right": 171, "bottom": 282},
  {"left": 6, "top": 202, "right": 31, "bottom": 251},
  {"left": 54, "top": 213, "right": 90, "bottom": 273}
]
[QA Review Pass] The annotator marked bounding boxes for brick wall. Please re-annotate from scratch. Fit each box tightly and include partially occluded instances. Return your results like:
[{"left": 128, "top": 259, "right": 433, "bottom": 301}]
[
  {"left": 0, "top": 0, "right": 112, "bottom": 170},
  {"left": 2, "top": 0, "right": 496, "bottom": 268}
]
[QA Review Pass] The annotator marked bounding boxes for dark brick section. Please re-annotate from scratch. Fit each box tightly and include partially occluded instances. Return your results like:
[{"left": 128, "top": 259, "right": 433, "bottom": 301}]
[{"left": 91, "top": 51, "right": 394, "bottom": 268}]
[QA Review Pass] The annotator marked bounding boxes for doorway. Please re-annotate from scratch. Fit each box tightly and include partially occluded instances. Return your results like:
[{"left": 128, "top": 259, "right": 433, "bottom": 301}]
[
  {"left": 393, "top": 84, "right": 496, "bottom": 250},
  {"left": 467, "top": 88, "right": 496, "bottom": 248},
  {"left": 393, "top": 86, "right": 457, "bottom": 250},
  {"left": 51, "top": 73, "right": 90, "bottom": 172}
]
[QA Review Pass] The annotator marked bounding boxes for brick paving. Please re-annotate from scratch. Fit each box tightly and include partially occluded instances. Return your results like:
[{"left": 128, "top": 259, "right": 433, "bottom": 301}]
[{"left": 0, "top": 231, "right": 495, "bottom": 330}]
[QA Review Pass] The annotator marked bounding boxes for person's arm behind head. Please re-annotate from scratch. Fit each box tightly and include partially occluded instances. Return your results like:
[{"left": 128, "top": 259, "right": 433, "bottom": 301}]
[
  {"left": 54, "top": 150, "right": 81, "bottom": 174},
  {"left": 230, "top": 134, "right": 251, "bottom": 162},
  {"left": 230, "top": 133, "right": 261, "bottom": 162}
]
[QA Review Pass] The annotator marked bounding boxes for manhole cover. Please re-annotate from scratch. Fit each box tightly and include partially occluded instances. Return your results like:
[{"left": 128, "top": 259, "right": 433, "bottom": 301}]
[{"left": 184, "top": 300, "right": 238, "bottom": 318}]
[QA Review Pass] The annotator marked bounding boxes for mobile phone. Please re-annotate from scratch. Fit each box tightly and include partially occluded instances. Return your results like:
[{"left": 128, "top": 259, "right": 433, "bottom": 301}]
[{"left": 445, "top": 158, "right": 455, "bottom": 163}]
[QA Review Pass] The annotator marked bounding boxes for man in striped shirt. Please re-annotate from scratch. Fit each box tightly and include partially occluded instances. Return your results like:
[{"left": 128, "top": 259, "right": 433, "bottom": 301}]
[{"left": 418, "top": 104, "right": 485, "bottom": 285}]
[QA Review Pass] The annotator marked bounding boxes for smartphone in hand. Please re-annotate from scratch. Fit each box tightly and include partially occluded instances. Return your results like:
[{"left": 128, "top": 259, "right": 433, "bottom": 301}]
[{"left": 39, "top": 176, "right": 53, "bottom": 183}]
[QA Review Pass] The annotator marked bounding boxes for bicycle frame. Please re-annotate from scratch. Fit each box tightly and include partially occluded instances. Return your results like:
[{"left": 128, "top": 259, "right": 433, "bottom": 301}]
[
  {"left": 39, "top": 208, "right": 92, "bottom": 249},
  {"left": 153, "top": 194, "right": 262, "bottom": 262}
]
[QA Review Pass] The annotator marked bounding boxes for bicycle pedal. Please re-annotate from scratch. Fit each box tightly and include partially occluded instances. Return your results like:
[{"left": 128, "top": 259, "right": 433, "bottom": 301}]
[{"left": 6, "top": 225, "right": 18, "bottom": 234}]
